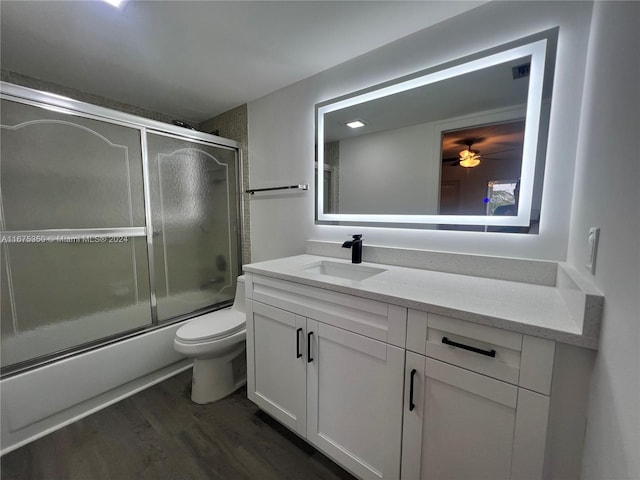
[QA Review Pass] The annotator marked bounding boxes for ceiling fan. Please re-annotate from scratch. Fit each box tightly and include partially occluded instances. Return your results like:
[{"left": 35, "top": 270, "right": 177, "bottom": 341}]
[
  {"left": 442, "top": 138, "right": 516, "bottom": 168},
  {"left": 442, "top": 139, "right": 485, "bottom": 168},
  {"left": 457, "top": 140, "right": 482, "bottom": 168},
  {"left": 441, "top": 122, "right": 523, "bottom": 168}
]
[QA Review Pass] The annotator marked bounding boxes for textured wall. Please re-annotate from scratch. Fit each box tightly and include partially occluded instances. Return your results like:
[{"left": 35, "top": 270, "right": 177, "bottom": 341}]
[{"left": 199, "top": 105, "right": 251, "bottom": 266}]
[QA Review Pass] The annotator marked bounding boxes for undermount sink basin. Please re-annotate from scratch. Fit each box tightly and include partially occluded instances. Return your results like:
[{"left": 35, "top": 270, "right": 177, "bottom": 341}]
[{"left": 302, "top": 260, "right": 386, "bottom": 281}]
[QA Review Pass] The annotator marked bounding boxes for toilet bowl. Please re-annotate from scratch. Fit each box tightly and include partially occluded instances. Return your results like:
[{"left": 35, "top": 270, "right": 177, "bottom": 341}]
[{"left": 174, "top": 275, "right": 246, "bottom": 404}]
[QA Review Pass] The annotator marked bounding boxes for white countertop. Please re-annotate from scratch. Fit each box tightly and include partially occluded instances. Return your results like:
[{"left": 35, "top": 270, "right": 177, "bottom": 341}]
[{"left": 243, "top": 254, "right": 602, "bottom": 349}]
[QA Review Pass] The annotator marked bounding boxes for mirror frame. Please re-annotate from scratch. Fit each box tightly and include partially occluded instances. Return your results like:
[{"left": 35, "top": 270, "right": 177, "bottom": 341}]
[{"left": 315, "top": 38, "right": 549, "bottom": 229}]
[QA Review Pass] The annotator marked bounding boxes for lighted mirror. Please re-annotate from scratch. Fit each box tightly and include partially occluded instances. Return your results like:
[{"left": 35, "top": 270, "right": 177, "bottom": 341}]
[{"left": 316, "top": 31, "right": 556, "bottom": 233}]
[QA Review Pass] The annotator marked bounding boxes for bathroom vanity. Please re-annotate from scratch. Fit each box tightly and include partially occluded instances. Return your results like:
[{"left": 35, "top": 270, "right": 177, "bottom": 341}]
[{"left": 243, "top": 254, "right": 602, "bottom": 480}]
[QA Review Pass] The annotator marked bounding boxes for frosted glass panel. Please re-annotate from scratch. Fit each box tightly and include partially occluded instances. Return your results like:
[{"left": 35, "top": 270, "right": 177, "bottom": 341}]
[
  {"left": 0, "top": 238, "right": 151, "bottom": 367},
  {"left": 0, "top": 91, "right": 241, "bottom": 373},
  {"left": 0, "top": 99, "right": 145, "bottom": 230},
  {"left": 147, "top": 133, "right": 238, "bottom": 321}
]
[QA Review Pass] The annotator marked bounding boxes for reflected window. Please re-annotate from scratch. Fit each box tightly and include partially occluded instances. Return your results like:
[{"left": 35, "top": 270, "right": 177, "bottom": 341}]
[{"left": 487, "top": 180, "right": 519, "bottom": 216}]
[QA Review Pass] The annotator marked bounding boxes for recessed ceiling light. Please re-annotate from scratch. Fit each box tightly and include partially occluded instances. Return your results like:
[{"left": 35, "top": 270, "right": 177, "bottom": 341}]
[
  {"left": 346, "top": 120, "right": 366, "bottom": 129},
  {"left": 103, "top": 0, "right": 125, "bottom": 8}
]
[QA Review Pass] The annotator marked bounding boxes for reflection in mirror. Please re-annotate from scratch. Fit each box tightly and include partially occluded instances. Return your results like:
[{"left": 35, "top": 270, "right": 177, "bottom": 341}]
[
  {"left": 316, "top": 32, "right": 556, "bottom": 233},
  {"left": 438, "top": 118, "right": 530, "bottom": 232}
]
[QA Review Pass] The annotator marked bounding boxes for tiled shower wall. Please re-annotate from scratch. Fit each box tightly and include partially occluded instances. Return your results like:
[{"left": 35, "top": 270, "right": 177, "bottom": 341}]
[{"left": 1, "top": 70, "right": 251, "bottom": 266}]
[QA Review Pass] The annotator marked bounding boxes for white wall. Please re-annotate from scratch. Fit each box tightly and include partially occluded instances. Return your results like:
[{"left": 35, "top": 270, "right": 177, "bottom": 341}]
[
  {"left": 338, "top": 123, "right": 439, "bottom": 215},
  {"left": 246, "top": 83, "right": 314, "bottom": 261},
  {"left": 566, "top": 2, "right": 640, "bottom": 479},
  {"left": 248, "top": 1, "right": 593, "bottom": 262}
]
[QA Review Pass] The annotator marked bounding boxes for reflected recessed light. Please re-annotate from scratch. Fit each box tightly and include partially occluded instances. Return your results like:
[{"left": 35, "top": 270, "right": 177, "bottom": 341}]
[
  {"left": 346, "top": 120, "right": 366, "bottom": 129},
  {"left": 103, "top": 0, "right": 125, "bottom": 7}
]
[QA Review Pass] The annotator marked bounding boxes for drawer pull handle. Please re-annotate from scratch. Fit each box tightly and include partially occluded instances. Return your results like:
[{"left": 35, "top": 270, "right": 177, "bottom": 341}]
[
  {"left": 296, "top": 328, "right": 303, "bottom": 359},
  {"left": 409, "top": 368, "right": 417, "bottom": 412},
  {"left": 442, "top": 336, "right": 496, "bottom": 358},
  {"left": 307, "top": 331, "right": 314, "bottom": 363}
]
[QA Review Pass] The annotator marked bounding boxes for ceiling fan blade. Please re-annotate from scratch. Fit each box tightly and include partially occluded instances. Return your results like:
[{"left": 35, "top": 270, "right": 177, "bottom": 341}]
[{"left": 482, "top": 148, "right": 517, "bottom": 156}]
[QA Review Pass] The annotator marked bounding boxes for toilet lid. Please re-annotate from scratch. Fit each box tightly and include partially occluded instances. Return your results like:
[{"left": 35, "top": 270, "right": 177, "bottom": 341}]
[{"left": 176, "top": 309, "right": 245, "bottom": 343}]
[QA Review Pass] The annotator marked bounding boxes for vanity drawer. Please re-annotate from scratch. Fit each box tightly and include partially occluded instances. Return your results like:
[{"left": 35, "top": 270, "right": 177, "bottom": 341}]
[
  {"left": 246, "top": 274, "right": 407, "bottom": 348},
  {"left": 407, "top": 310, "right": 555, "bottom": 394}
]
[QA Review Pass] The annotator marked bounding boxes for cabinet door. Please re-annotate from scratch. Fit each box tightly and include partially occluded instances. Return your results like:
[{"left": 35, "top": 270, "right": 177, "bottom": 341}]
[
  {"left": 307, "top": 319, "right": 404, "bottom": 480},
  {"left": 246, "top": 299, "right": 306, "bottom": 437},
  {"left": 401, "top": 352, "right": 549, "bottom": 480}
]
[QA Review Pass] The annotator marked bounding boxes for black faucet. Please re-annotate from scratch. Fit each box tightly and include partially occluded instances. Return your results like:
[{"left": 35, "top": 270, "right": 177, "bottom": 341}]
[{"left": 342, "top": 234, "right": 363, "bottom": 264}]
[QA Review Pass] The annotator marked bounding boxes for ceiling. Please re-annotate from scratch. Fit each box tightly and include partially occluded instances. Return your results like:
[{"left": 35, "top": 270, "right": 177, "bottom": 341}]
[{"left": 0, "top": 1, "right": 485, "bottom": 124}]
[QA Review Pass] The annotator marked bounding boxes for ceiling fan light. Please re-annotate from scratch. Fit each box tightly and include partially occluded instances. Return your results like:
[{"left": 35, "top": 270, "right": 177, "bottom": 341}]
[
  {"left": 459, "top": 157, "right": 481, "bottom": 168},
  {"left": 458, "top": 149, "right": 481, "bottom": 168}
]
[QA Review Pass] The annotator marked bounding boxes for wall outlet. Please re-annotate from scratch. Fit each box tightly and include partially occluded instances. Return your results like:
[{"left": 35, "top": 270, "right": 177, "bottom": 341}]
[{"left": 586, "top": 227, "right": 600, "bottom": 274}]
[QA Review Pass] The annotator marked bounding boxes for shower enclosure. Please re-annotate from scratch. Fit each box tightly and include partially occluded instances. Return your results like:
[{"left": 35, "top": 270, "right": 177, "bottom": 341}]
[{"left": 0, "top": 82, "right": 242, "bottom": 376}]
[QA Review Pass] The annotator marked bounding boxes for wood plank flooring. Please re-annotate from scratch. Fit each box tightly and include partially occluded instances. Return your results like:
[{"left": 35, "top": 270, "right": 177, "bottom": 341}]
[{"left": 1, "top": 370, "right": 357, "bottom": 480}]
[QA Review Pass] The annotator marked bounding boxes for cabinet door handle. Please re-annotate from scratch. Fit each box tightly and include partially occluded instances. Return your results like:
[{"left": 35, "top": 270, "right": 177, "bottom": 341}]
[
  {"left": 442, "top": 336, "right": 496, "bottom": 358},
  {"left": 409, "top": 368, "right": 417, "bottom": 412},
  {"left": 307, "top": 331, "right": 314, "bottom": 363},
  {"left": 296, "top": 328, "right": 303, "bottom": 358}
]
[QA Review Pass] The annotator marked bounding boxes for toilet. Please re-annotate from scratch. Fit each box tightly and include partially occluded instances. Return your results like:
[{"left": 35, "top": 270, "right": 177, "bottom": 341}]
[{"left": 174, "top": 275, "right": 247, "bottom": 404}]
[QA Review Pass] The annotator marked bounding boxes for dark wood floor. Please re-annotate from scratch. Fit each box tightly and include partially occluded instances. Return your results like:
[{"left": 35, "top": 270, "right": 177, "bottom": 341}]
[{"left": 1, "top": 370, "right": 357, "bottom": 480}]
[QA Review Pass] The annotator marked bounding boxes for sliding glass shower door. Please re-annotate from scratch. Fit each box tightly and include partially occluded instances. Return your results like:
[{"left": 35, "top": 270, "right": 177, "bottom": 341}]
[
  {"left": 146, "top": 132, "right": 239, "bottom": 321},
  {"left": 0, "top": 92, "right": 241, "bottom": 373}
]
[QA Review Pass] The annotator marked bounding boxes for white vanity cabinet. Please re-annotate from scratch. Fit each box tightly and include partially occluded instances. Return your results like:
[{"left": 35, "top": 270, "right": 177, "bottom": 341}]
[
  {"left": 247, "top": 300, "right": 307, "bottom": 436},
  {"left": 401, "top": 310, "right": 555, "bottom": 480},
  {"left": 245, "top": 274, "right": 407, "bottom": 480},
  {"left": 244, "top": 255, "right": 598, "bottom": 480}
]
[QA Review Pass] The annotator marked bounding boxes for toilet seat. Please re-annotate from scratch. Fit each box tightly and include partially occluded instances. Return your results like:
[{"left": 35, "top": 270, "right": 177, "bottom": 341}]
[{"left": 176, "top": 309, "right": 245, "bottom": 344}]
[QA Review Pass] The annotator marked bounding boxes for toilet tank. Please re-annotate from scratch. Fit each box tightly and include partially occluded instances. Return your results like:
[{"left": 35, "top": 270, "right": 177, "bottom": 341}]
[{"left": 232, "top": 275, "right": 246, "bottom": 313}]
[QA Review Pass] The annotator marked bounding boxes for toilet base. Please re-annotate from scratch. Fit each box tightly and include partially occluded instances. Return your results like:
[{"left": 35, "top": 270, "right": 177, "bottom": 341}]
[{"left": 191, "top": 345, "right": 246, "bottom": 404}]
